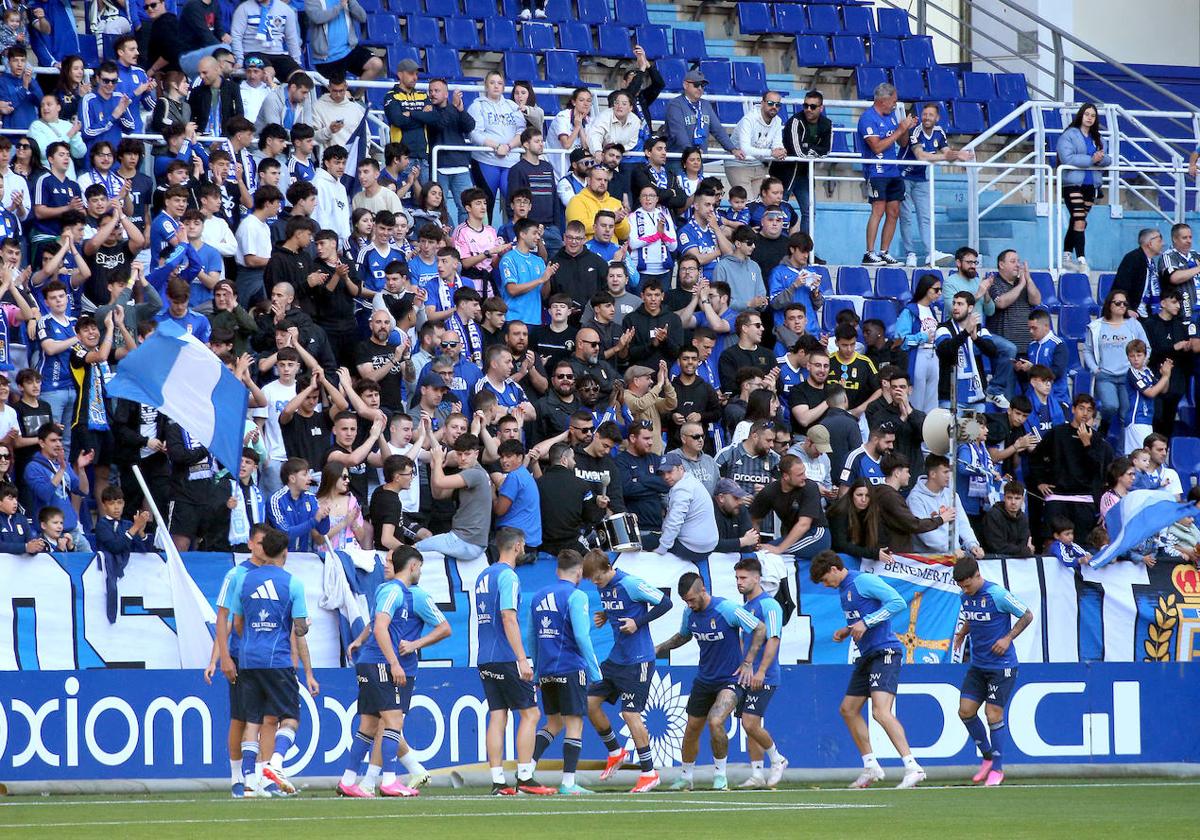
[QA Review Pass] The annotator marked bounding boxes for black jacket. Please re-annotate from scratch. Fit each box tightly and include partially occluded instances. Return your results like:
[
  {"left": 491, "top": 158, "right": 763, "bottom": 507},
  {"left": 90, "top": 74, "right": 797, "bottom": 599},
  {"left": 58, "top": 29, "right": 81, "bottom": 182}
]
[
  {"left": 718, "top": 343, "right": 776, "bottom": 393},
  {"left": 980, "top": 506, "right": 1032, "bottom": 556},
  {"left": 573, "top": 445, "right": 625, "bottom": 513},
  {"left": 630, "top": 162, "right": 686, "bottom": 212},
  {"left": 538, "top": 464, "right": 605, "bottom": 554},
  {"left": 264, "top": 244, "right": 315, "bottom": 300},
  {"left": 534, "top": 391, "right": 580, "bottom": 444},
  {"left": 934, "top": 321, "right": 998, "bottom": 403},
  {"left": 1141, "top": 312, "right": 1194, "bottom": 395},
  {"left": 549, "top": 246, "right": 608, "bottom": 311},
  {"left": 668, "top": 375, "right": 721, "bottom": 451},
  {"left": 770, "top": 113, "right": 833, "bottom": 191},
  {"left": 621, "top": 62, "right": 664, "bottom": 139},
  {"left": 1111, "top": 246, "right": 1155, "bottom": 315},
  {"left": 188, "top": 79, "right": 244, "bottom": 136},
  {"left": 624, "top": 304, "right": 684, "bottom": 369},
  {"left": 1029, "top": 422, "right": 1114, "bottom": 498},
  {"left": 714, "top": 503, "right": 754, "bottom": 553}
]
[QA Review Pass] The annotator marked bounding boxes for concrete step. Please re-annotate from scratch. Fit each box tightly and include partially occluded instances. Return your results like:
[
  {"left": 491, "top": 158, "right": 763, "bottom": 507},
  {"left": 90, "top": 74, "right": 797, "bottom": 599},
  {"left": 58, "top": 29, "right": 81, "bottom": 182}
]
[{"left": 945, "top": 204, "right": 1040, "bottom": 222}]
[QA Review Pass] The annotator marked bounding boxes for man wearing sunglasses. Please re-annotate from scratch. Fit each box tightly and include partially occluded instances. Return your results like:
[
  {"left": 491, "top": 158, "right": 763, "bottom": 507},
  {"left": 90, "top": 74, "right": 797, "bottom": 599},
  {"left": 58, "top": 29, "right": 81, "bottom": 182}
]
[
  {"left": 534, "top": 360, "right": 580, "bottom": 443},
  {"left": 726, "top": 93, "right": 786, "bottom": 203},
  {"left": 771, "top": 90, "right": 832, "bottom": 236},
  {"left": 81, "top": 62, "right": 135, "bottom": 155},
  {"left": 663, "top": 69, "right": 743, "bottom": 177}
]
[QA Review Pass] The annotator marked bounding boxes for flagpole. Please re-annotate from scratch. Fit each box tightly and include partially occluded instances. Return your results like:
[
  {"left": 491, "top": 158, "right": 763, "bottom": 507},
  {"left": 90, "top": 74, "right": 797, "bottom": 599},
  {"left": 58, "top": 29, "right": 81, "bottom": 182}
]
[
  {"left": 948, "top": 370, "right": 958, "bottom": 553},
  {"left": 131, "top": 464, "right": 169, "bottom": 547}
]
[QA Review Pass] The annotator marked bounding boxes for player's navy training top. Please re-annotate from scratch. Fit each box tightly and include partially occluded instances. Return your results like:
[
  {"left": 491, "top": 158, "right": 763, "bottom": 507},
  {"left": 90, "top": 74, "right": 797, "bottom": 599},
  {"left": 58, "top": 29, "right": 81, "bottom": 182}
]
[
  {"left": 358, "top": 579, "right": 446, "bottom": 672},
  {"left": 743, "top": 591, "right": 784, "bottom": 687},
  {"left": 475, "top": 562, "right": 521, "bottom": 664},
  {"left": 216, "top": 559, "right": 256, "bottom": 660},
  {"left": 528, "top": 578, "right": 602, "bottom": 681},
  {"left": 232, "top": 564, "right": 308, "bottom": 669},
  {"left": 681, "top": 595, "right": 760, "bottom": 684},
  {"left": 598, "top": 569, "right": 665, "bottom": 665}
]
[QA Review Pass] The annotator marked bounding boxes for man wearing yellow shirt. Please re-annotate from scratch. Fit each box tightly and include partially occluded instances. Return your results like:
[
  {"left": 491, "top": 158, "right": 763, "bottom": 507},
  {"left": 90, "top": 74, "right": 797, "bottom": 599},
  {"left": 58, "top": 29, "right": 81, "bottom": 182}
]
[{"left": 565, "top": 165, "right": 630, "bottom": 241}]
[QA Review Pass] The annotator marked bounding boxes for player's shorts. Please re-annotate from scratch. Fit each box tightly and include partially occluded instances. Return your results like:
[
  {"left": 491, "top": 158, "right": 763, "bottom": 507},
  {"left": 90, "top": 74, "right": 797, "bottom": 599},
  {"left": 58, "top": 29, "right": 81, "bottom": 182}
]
[
  {"left": 866, "top": 176, "right": 906, "bottom": 203},
  {"left": 356, "top": 662, "right": 415, "bottom": 715},
  {"left": 588, "top": 660, "right": 653, "bottom": 713},
  {"left": 685, "top": 678, "right": 740, "bottom": 718},
  {"left": 478, "top": 661, "right": 537, "bottom": 712},
  {"left": 961, "top": 666, "right": 1019, "bottom": 708},
  {"left": 735, "top": 685, "right": 777, "bottom": 718},
  {"left": 239, "top": 667, "right": 300, "bottom": 724},
  {"left": 845, "top": 646, "right": 903, "bottom": 697},
  {"left": 540, "top": 670, "right": 588, "bottom": 717},
  {"left": 228, "top": 672, "right": 246, "bottom": 722}
]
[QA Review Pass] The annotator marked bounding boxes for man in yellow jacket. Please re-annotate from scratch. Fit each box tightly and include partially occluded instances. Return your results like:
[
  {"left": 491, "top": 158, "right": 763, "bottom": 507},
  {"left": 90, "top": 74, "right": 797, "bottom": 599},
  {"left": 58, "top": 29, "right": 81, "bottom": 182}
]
[{"left": 565, "top": 165, "right": 630, "bottom": 241}]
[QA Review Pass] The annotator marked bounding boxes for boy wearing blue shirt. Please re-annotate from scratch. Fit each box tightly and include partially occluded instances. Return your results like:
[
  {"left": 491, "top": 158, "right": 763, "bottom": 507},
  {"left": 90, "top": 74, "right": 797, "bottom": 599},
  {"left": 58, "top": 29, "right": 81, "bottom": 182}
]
[
  {"left": 857, "top": 83, "right": 915, "bottom": 267},
  {"left": 1047, "top": 517, "right": 1092, "bottom": 570},
  {"left": 498, "top": 219, "right": 555, "bottom": 326},
  {"left": 655, "top": 572, "right": 765, "bottom": 792},
  {"left": 811, "top": 550, "right": 926, "bottom": 790},
  {"left": 527, "top": 549, "right": 603, "bottom": 795},
  {"left": 952, "top": 556, "right": 1034, "bottom": 787},
  {"left": 266, "top": 457, "right": 331, "bottom": 552},
  {"left": 494, "top": 439, "right": 542, "bottom": 549},
  {"left": 1124, "top": 339, "right": 1171, "bottom": 455},
  {"left": 734, "top": 557, "right": 789, "bottom": 789},
  {"left": 231, "top": 527, "right": 318, "bottom": 798},
  {"left": 583, "top": 550, "right": 672, "bottom": 794},
  {"left": 339, "top": 546, "right": 451, "bottom": 799}
]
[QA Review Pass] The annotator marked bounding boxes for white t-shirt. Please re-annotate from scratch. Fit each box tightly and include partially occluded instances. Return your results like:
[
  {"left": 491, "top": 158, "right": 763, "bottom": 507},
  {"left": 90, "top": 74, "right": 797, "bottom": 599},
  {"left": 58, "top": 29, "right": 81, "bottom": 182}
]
[
  {"left": 0, "top": 403, "right": 18, "bottom": 441},
  {"left": 236, "top": 214, "right": 272, "bottom": 268},
  {"left": 253, "top": 378, "right": 297, "bottom": 463}
]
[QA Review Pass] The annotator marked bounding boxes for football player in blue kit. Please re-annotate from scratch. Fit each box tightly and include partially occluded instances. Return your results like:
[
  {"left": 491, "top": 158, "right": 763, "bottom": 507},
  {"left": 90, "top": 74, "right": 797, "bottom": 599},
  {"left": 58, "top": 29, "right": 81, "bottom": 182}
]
[
  {"left": 338, "top": 545, "right": 450, "bottom": 798},
  {"left": 527, "top": 550, "right": 604, "bottom": 795},
  {"left": 811, "top": 550, "right": 926, "bottom": 790},
  {"left": 582, "top": 550, "right": 673, "bottom": 793},
  {"left": 733, "top": 557, "right": 789, "bottom": 789},
  {"left": 655, "top": 572, "right": 765, "bottom": 791},
  {"left": 952, "top": 556, "right": 1034, "bottom": 787}
]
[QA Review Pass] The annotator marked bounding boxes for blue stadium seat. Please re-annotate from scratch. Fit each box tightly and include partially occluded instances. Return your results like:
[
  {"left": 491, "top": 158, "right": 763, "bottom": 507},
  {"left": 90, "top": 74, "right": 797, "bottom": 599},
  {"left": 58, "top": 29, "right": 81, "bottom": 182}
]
[
  {"left": 863, "top": 299, "right": 900, "bottom": 334},
  {"left": 716, "top": 100, "right": 745, "bottom": 126},
  {"left": 738, "top": 3, "right": 773, "bottom": 35},
  {"left": 1059, "top": 272, "right": 1096, "bottom": 307},
  {"left": 391, "top": 0, "right": 423, "bottom": 13},
  {"left": 867, "top": 37, "right": 901, "bottom": 68},
  {"left": 1072, "top": 369, "right": 1093, "bottom": 399},
  {"left": 1057, "top": 305, "right": 1095, "bottom": 341},
  {"left": 365, "top": 15, "right": 401, "bottom": 43},
  {"left": 503, "top": 51, "right": 539, "bottom": 82},
  {"left": 807, "top": 5, "right": 841, "bottom": 34},
  {"left": 406, "top": 15, "right": 441, "bottom": 46},
  {"left": 926, "top": 67, "right": 957, "bottom": 100},
  {"left": 961, "top": 71, "right": 996, "bottom": 100},
  {"left": 996, "top": 72, "right": 1030, "bottom": 102},
  {"left": 1098, "top": 272, "right": 1116, "bottom": 302},
  {"left": 893, "top": 67, "right": 926, "bottom": 100},
  {"left": 425, "top": 46, "right": 465, "bottom": 80},
  {"left": 484, "top": 18, "right": 519, "bottom": 51},
  {"left": 796, "top": 35, "right": 831, "bottom": 67},
  {"left": 542, "top": 0, "right": 572, "bottom": 22},
  {"left": 1029, "top": 271, "right": 1059, "bottom": 309},
  {"left": 558, "top": 21, "right": 593, "bottom": 54},
  {"left": 597, "top": 24, "right": 632, "bottom": 58},
  {"left": 463, "top": 0, "right": 495, "bottom": 17},
  {"left": 949, "top": 101, "right": 985, "bottom": 134},
  {"left": 810, "top": 265, "right": 833, "bottom": 296},
  {"left": 674, "top": 27, "right": 707, "bottom": 61},
  {"left": 733, "top": 59, "right": 767, "bottom": 95},
  {"left": 911, "top": 268, "right": 943, "bottom": 294},
  {"left": 823, "top": 297, "right": 858, "bottom": 330},
  {"left": 831, "top": 35, "right": 867, "bottom": 67},
  {"left": 545, "top": 50, "right": 583, "bottom": 86},
  {"left": 656, "top": 57, "right": 685, "bottom": 90},
  {"left": 775, "top": 5, "right": 808, "bottom": 34},
  {"left": 855, "top": 67, "right": 888, "bottom": 100},
  {"left": 578, "top": 0, "right": 611, "bottom": 24},
  {"left": 635, "top": 25, "right": 670, "bottom": 59},
  {"left": 386, "top": 44, "right": 420, "bottom": 70},
  {"left": 837, "top": 266, "right": 873, "bottom": 296},
  {"left": 900, "top": 36, "right": 935, "bottom": 69},
  {"left": 1064, "top": 339, "right": 1082, "bottom": 374},
  {"left": 699, "top": 59, "right": 733, "bottom": 95},
  {"left": 424, "top": 0, "right": 458, "bottom": 16},
  {"left": 445, "top": 17, "right": 480, "bottom": 50},
  {"left": 613, "top": 0, "right": 648, "bottom": 27},
  {"left": 1170, "top": 437, "right": 1200, "bottom": 487},
  {"left": 986, "top": 101, "right": 1021, "bottom": 133},
  {"left": 874, "top": 267, "right": 912, "bottom": 304},
  {"left": 521, "top": 22, "right": 557, "bottom": 52},
  {"left": 841, "top": 5, "right": 875, "bottom": 36},
  {"left": 358, "top": 0, "right": 383, "bottom": 13},
  {"left": 831, "top": 130, "right": 854, "bottom": 155},
  {"left": 876, "top": 7, "right": 910, "bottom": 38}
]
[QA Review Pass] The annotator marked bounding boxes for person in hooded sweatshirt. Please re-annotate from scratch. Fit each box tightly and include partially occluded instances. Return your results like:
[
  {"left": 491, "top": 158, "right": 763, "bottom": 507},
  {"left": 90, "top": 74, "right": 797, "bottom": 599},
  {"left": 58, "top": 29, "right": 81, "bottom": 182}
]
[{"left": 906, "top": 453, "right": 982, "bottom": 557}]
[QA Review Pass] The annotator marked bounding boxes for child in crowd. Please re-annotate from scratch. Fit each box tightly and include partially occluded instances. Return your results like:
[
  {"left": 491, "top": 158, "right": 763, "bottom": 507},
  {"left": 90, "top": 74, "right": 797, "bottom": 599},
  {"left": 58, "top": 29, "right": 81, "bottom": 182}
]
[
  {"left": 1026, "top": 365, "right": 1069, "bottom": 437},
  {"left": 37, "top": 505, "right": 73, "bottom": 552},
  {"left": 1128, "top": 447, "right": 1161, "bottom": 491},
  {"left": 1048, "top": 517, "right": 1092, "bottom": 570},
  {"left": 1125, "top": 339, "right": 1171, "bottom": 455},
  {"left": 719, "top": 185, "right": 750, "bottom": 229}
]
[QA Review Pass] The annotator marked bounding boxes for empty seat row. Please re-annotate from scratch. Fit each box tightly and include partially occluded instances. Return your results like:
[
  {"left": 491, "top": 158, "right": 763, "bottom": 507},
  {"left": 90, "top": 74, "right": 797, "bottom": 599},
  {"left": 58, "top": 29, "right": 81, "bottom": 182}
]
[
  {"left": 739, "top": 3, "right": 912, "bottom": 38},
  {"left": 372, "top": 0, "right": 647, "bottom": 25},
  {"left": 854, "top": 67, "right": 1028, "bottom": 104}
]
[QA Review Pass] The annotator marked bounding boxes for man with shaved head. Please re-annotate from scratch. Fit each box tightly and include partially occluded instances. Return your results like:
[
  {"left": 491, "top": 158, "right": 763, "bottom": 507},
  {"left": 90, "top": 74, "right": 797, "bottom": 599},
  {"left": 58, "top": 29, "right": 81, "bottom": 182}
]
[{"left": 568, "top": 326, "right": 619, "bottom": 398}]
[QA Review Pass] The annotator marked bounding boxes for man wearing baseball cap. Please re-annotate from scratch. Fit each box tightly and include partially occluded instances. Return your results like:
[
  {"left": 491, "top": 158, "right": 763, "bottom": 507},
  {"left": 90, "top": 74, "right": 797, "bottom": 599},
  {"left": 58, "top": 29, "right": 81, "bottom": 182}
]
[
  {"left": 622, "top": 361, "right": 677, "bottom": 454},
  {"left": 713, "top": 478, "right": 761, "bottom": 553},
  {"left": 663, "top": 69, "right": 744, "bottom": 175},
  {"left": 792, "top": 423, "right": 836, "bottom": 500},
  {"left": 384, "top": 58, "right": 436, "bottom": 184},
  {"left": 655, "top": 452, "right": 718, "bottom": 562}
]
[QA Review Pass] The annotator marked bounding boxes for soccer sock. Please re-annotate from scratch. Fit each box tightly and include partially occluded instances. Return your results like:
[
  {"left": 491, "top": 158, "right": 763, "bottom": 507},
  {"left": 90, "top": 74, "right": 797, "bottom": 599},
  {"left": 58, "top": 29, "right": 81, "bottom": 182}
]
[
  {"left": 963, "top": 715, "right": 993, "bottom": 759},
  {"left": 533, "top": 728, "right": 554, "bottom": 762},
  {"left": 271, "top": 727, "right": 296, "bottom": 768},
  {"left": 597, "top": 727, "right": 621, "bottom": 756},
  {"left": 342, "top": 731, "right": 373, "bottom": 781},
  {"left": 989, "top": 720, "right": 1008, "bottom": 771},
  {"left": 491, "top": 765, "right": 506, "bottom": 785},
  {"left": 901, "top": 754, "right": 920, "bottom": 771},
  {"left": 637, "top": 745, "right": 654, "bottom": 773},
  {"left": 363, "top": 764, "right": 382, "bottom": 791},
  {"left": 681, "top": 762, "right": 695, "bottom": 781},
  {"left": 230, "top": 759, "right": 243, "bottom": 785},
  {"left": 563, "top": 738, "right": 582, "bottom": 775},
  {"left": 766, "top": 745, "right": 782, "bottom": 765},
  {"left": 714, "top": 756, "right": 727, "bottom": 774},
  {"left": 750, "top": 760, "right": 765, "bottom": 777},
  {"left": 517, "top": 762, "right": 535, "bottom": 782},
  {"left": 862, "top": 752, "right": 880, "bottom": 770},
  {"left": 380, "top": 729, "right": 403, "bottom": 784},
  {"left": 240, "top": 743, "right": 258, "bottom": 787},
  {"left": 400, "top": 752, "right": 426, "bottom": 775}
]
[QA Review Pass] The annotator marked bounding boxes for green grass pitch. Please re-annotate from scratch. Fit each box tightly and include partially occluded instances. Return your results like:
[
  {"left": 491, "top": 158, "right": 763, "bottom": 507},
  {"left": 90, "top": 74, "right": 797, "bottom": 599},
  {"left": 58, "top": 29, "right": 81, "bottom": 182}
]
[{"left": 1, "top": 780, "right": 1195, "bottom": 839}]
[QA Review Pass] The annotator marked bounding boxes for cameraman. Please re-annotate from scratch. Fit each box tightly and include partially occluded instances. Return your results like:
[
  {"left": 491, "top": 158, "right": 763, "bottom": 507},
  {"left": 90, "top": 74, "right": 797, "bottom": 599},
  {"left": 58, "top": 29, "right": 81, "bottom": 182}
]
[{"left": 369, "top": 454, "right": 430, "bottom": 550}]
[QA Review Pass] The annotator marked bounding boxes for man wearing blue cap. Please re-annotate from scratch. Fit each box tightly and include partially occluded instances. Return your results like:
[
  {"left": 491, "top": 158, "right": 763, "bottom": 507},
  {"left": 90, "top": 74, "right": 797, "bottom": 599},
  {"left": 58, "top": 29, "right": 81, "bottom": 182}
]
[{"left": 656, "top": 451, "right": 719, "bottom": 562}]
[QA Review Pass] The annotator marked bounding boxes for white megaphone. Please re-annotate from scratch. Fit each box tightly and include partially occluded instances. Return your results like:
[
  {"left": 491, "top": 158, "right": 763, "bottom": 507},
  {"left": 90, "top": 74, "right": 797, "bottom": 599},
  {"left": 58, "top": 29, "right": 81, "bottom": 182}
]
[{"left": 922, "top": 408, "right": 955, "bottom": 455}]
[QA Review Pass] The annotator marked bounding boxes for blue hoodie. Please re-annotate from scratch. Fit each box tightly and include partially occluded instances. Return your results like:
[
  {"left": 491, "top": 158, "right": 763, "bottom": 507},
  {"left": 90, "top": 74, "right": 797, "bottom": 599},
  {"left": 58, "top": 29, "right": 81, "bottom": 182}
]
[{"left": 0, "top": 72, "right": 43, "bottom": 130}]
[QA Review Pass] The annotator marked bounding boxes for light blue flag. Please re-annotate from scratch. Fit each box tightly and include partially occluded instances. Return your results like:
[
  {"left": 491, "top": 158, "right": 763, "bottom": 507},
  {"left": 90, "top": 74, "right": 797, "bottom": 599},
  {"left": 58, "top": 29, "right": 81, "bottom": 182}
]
[
  {"left": 1092, "top": 489, "right": 1200, "bottom": 568},
  {"left": 108, "top": 321, "right": 248, "bottom": 471}
]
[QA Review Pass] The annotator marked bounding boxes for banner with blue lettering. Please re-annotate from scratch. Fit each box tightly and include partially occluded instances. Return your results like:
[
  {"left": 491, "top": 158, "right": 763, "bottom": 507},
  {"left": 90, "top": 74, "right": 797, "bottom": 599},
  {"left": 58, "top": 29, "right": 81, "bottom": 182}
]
[{"left": 4, "top": 549, "right": 1200, "bottom": 671}]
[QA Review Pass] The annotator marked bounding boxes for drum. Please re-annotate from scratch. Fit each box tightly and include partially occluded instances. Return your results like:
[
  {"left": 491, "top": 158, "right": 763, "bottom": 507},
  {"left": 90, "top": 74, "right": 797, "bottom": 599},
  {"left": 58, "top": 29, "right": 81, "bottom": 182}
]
[{"left": 601, "top": 512, "right": 642, "bottom": 553}]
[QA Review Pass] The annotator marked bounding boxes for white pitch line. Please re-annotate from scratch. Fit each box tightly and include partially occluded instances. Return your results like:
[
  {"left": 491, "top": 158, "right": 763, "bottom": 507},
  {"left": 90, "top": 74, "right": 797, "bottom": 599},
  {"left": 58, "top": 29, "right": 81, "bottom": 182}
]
[{"left": 0, "top": 802, "right": 883, "bottom": 829}]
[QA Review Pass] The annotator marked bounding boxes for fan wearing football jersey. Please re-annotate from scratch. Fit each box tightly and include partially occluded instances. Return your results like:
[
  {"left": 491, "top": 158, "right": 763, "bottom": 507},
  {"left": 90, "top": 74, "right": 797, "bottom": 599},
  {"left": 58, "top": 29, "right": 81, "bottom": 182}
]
[{"left": 952, "top": 556, "right": 1034, "bottom": 787}]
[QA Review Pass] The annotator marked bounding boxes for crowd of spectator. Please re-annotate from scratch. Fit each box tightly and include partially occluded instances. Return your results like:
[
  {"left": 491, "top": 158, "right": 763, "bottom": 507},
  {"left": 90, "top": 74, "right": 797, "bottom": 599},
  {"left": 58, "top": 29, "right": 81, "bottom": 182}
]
[{"left": 0, "top": 3, "right": 1191, "bottom": 574}]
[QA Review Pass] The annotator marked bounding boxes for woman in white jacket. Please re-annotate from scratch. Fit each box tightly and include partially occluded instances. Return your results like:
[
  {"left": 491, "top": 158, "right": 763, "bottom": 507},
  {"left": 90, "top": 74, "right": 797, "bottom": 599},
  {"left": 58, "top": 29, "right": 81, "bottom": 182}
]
[
  {"left": 586, "top": 91, "right": 643, "bottom": 158},
  {"left": 628, "top": 182, "right": 676, "bottom": 287},
  {"left": 467, "top": 70, "right": 524, "bottom": 212}
]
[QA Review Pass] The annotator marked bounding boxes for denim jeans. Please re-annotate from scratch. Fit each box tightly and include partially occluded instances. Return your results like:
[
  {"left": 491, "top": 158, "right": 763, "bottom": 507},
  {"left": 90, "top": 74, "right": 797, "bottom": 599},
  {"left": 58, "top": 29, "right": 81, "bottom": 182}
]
[
  {"left": 437, "top": 170, "right": 476, "bottom": 225},
  {"left": 987, "top": 334, "right": 1017, "bottom": 398},
  {"left": 898, "top": 177, "right": 931, "bottom": 258},
  {"left": 1094, "top": 370, "right": 1129, "bottom": 441},
  {"left": 43, "top": 388, "right": 75, "bottom": 449},
  {"left": 787, "top": 168, "right": 812, "bottom": 234},
  {"left": 416, "top": 531, "right": 486, "bottom": 561}
]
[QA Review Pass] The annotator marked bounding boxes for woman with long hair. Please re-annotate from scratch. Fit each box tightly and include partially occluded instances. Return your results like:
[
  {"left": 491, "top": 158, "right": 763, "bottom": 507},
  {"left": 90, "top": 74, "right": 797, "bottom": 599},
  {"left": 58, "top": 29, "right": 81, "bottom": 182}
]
[
  {"left": 347, "top": 208, "right": 374, "bottom": 263},
  {"left": 895, "top": 272, "right": 944, "bottom": 412},
  {"left": 731, "top": 388, "right": 781, "bottom": 446},
  {"left": 679, "top": 146, "right": 704, "bottom": 211},
  {"left": 54, "top": 56, "right": 90, "bottom": 122},
  {"left": 12, "top": 135, "right": 43, "bottom": 187},
  {"left": 828, "top": 479, "right": 888, "bottom": 560},
  {"left": 511, "top": 80, "right": 543, "bottom": 133},
  {"left": 150, "top": 71, "right": 193, "bottom": 155},
  {"left": 315, "top": 461, "right": 369, "bottom": 551},
  {"left": 28, "top": 94, "right": 85, "bottom": 180},
  {"left": 411, "top": 182, "right": 451, "bottom": 234},
  {"left": 587, "top": 90, "right": 642, "bottom": 156},
  {"left": 1083, "top": 288, "right": 1147, "bottom": 444},
  {"left": 1099, "top": 457, "right": 1135, "bottom": 520},
  {"left": 466, "top": 70, "right": 524, "bottom": 216},
  {"left": 1056, "top": 102, "right": 1111, "bottom": 272},
  {"left": 550, "top": 86, "right": 595, "bottom": 179}
]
